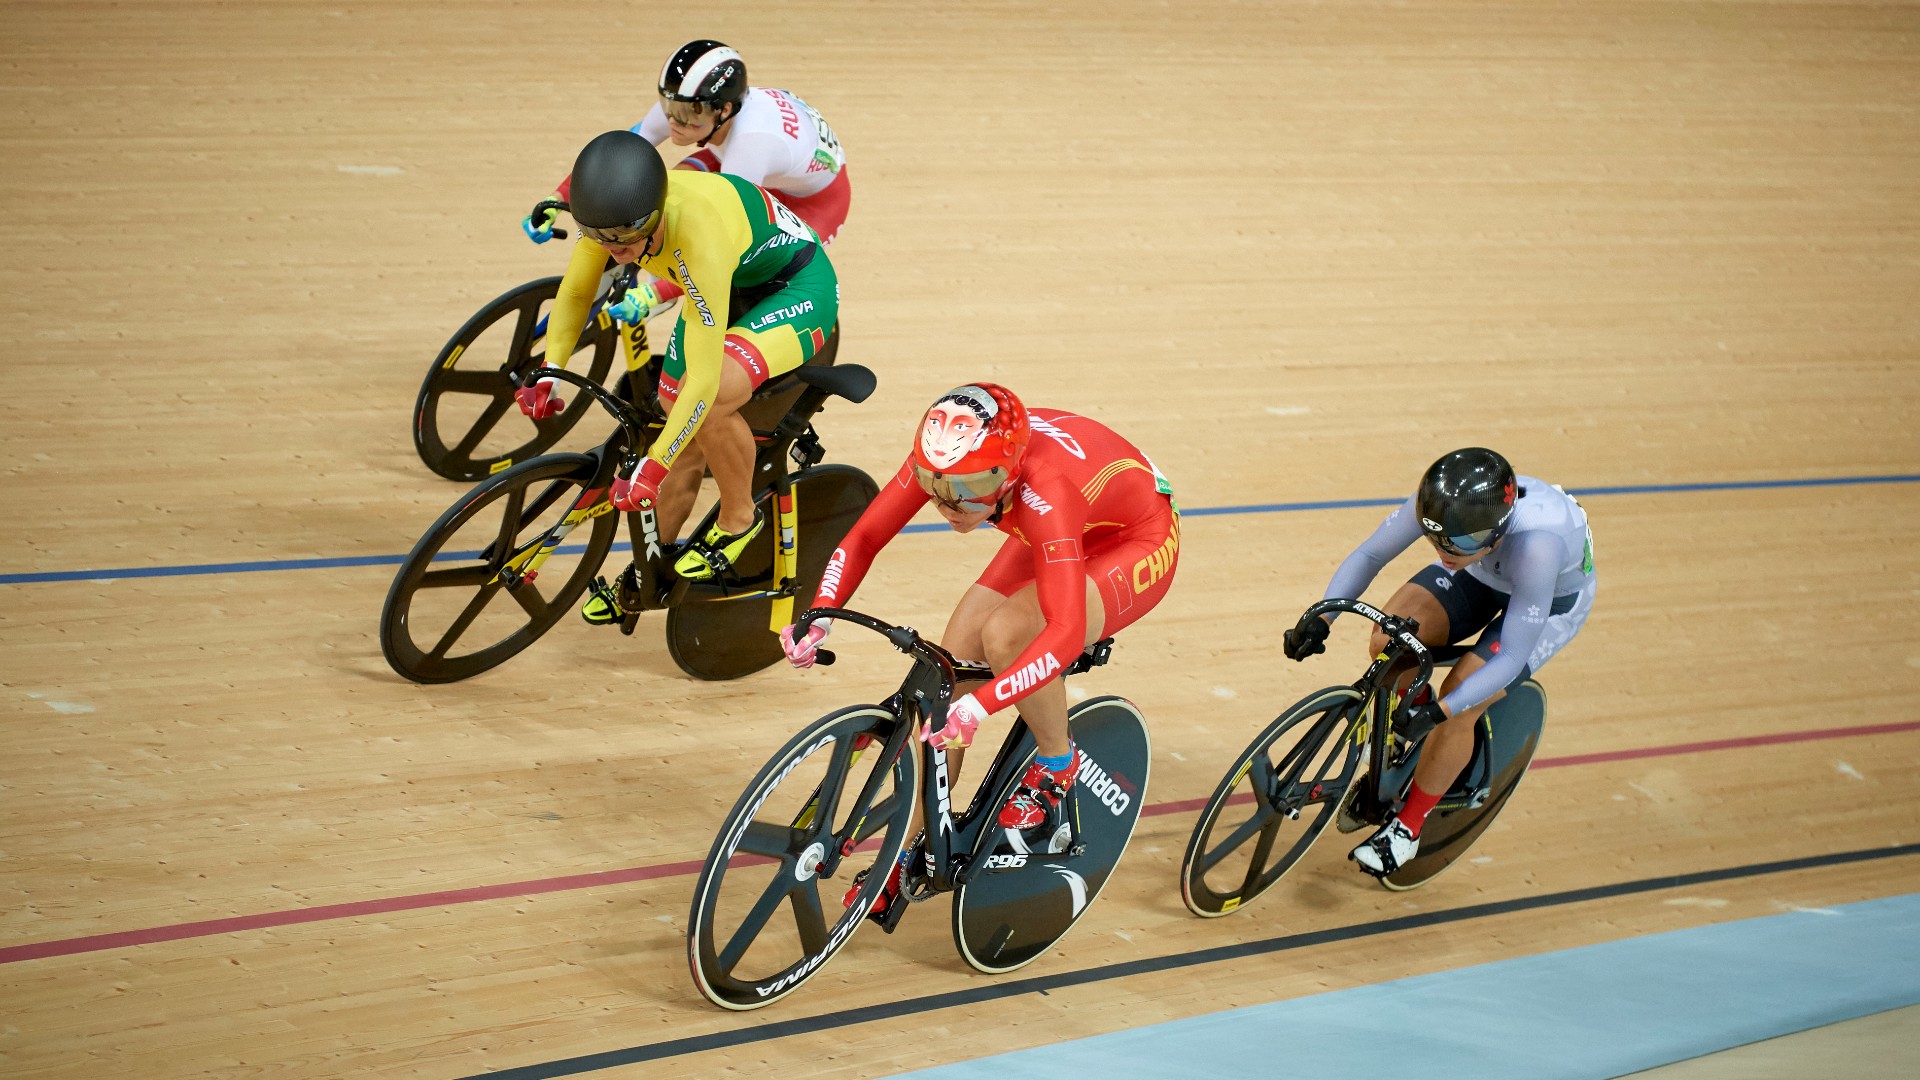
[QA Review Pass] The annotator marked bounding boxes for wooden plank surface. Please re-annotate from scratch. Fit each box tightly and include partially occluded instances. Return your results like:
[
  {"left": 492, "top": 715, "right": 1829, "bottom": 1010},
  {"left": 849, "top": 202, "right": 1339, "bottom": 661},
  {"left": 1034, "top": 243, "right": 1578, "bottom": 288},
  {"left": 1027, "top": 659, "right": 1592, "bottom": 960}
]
[{"left": 2, "top": 1, "right": 1917, "bottom": 1077}]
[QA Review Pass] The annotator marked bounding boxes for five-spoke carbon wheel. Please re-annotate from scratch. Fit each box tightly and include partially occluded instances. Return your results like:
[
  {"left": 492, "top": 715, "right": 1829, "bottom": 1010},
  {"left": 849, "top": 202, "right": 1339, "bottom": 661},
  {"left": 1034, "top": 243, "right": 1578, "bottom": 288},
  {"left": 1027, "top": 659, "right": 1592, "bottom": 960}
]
[
  {"left": 688, "top": 706, "right": 918, "bottom": 1010},
  {"left": 1180, "top": 686, "right": 1363, "bottom": 917},
  {"left": 412, "top": 276, "right": 619, "bottom": 481},
  {"left": 380, "top": 453, "right": 618, "bottom": 683}
]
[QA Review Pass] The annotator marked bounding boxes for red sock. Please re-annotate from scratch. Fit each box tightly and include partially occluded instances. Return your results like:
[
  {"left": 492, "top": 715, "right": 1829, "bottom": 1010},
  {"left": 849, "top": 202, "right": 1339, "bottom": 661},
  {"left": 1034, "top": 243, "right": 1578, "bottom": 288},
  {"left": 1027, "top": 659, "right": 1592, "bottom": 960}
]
[{"left": 1398, "top": 780, "right": 1444, "bottom": 838}]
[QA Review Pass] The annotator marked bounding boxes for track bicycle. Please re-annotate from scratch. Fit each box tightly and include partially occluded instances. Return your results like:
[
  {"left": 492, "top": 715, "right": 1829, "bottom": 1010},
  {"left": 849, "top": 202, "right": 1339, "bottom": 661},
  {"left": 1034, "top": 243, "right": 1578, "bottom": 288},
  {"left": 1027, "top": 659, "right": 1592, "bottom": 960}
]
[
  {"left": 1180, "top": 597, "right": 1546, "bottom": 914},
  {"left": 380, "top": 354, "right": 878, "bottom": 684},
  {"left": 687, "top": 607, "right": 1152, "bottom": 1010}
]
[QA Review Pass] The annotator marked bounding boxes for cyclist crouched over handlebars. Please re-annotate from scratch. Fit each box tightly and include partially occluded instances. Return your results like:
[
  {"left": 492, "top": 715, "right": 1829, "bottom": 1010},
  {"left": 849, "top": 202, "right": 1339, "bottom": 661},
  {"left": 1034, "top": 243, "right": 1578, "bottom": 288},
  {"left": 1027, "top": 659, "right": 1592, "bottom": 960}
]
[
  {"left": 1284, "top": 448, "right": 1597, "bottom": 877},
  {"left": 780, "top": 384, "right": 1181, "bottom": 919},
  {"left": 516, "top": 130, "right": 838, "bottom": 599}
]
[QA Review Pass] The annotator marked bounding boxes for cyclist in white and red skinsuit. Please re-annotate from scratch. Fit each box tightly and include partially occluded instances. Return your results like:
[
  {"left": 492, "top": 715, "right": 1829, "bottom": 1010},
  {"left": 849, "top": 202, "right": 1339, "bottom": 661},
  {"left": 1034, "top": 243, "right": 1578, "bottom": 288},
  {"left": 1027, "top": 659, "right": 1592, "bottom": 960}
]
[{"left": 524, "top": 39, "right": 851, "bottom": 313}]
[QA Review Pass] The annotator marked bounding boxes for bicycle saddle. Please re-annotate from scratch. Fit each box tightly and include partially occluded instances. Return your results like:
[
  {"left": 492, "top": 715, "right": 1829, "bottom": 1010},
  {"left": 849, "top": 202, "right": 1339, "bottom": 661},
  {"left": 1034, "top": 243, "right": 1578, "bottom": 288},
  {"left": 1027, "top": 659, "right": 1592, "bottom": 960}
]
[{"left": 792, "top": 363, "right": 876, "bottom": 404}]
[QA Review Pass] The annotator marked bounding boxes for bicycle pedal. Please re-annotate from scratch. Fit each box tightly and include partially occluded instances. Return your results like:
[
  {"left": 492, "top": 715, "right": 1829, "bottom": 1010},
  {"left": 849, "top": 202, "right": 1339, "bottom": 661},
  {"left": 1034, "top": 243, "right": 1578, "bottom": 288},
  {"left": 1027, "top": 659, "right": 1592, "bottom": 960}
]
[
  {"left": 872, "top": 894, "right": 911, "bottom": 934},
  {"left": 869, "top": 877, "right": 920, "bottom": 934},
  {"left": 1349, "top": 850, "right": 1391, "bottom": 881},
  {"left": 1046, "top": 822, "right": 1075, "bottom": 855}
]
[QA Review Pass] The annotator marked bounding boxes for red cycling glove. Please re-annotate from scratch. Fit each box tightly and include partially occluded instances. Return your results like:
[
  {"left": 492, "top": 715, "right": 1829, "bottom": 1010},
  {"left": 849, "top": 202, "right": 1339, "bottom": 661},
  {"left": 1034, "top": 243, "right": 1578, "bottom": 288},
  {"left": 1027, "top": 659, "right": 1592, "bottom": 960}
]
[{"left": 611, "top": 457, "right": 672, "bottom": 512}]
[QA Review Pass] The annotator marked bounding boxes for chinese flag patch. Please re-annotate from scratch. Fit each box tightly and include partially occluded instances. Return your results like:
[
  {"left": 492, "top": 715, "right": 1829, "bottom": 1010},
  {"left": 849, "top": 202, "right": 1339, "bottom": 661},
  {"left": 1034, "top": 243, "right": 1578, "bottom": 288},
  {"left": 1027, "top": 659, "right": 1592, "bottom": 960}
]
[{"left": 1042, "top": 538, "right": 1082, "bottom": 563}]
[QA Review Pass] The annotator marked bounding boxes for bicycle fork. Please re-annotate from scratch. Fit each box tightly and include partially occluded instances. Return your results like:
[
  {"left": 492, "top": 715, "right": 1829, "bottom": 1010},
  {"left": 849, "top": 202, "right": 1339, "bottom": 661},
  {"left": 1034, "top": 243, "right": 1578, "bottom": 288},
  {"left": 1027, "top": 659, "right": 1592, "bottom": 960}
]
[
  {"left": 1268, "top": 707, "right": 1357, "bottom": 821},
  {"left": 492, "top": 486, "right": 616, "bottom": 587}
]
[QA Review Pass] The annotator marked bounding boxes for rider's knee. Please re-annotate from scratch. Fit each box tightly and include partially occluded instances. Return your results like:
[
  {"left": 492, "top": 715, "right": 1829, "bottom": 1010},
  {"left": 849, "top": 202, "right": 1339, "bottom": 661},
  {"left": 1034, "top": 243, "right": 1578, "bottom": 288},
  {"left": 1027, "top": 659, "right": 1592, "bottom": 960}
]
[{"left": 978, "top": 600, "right": 1039, "bottom": 664}]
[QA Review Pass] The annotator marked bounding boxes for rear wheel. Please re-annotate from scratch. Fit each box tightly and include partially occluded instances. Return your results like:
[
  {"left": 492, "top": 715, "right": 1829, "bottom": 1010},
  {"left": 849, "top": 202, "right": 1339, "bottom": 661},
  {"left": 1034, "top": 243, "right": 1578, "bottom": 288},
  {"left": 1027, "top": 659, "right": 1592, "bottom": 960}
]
[
  {"left": 413, "top": 275, "right": 622, "bottom": 481},
  {"left": 1180, "top": 687, "right": 1363, "bottom": 917},
  {"left": 687, "top": 706, "right": 918, "bottom": 1010},
  {"left": 380, "top": 453, "right": 618, "bottom": 683},
  {"left": 952, "top": 696, "right": 1152, "bottom": 973},
  {"left": 1382, "top": 680, "right": 1546, "bottom": 891},
  {"left": 666, "top": 463, "right": 879, "bottom": 681}
]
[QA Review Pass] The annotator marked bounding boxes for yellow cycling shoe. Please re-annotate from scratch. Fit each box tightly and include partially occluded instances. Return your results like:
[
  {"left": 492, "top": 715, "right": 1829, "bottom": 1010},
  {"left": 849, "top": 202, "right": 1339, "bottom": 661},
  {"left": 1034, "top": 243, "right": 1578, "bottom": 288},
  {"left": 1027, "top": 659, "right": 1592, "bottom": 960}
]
[
  {"left": 581, "top": 565, "right": 638, "bottom": 626},
  {"left": 673, "top": 510, "right": 764, "bottom": 581}
]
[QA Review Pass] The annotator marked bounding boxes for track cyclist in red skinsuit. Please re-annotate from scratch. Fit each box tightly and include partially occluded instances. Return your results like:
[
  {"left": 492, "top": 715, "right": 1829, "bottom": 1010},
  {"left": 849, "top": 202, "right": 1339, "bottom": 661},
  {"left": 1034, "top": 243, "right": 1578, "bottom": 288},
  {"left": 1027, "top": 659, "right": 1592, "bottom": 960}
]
[{"left": 779, "top": 384, "right": 1181, "bottom": 918}]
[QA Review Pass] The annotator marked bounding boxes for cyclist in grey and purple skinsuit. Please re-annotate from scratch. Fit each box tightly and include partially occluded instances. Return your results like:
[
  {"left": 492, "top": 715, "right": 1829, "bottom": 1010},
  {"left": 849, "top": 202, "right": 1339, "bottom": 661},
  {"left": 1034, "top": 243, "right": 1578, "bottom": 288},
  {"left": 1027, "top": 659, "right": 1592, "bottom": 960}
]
[{"left": 1281, "top": 447, "right": 1597, "bottom": 877}]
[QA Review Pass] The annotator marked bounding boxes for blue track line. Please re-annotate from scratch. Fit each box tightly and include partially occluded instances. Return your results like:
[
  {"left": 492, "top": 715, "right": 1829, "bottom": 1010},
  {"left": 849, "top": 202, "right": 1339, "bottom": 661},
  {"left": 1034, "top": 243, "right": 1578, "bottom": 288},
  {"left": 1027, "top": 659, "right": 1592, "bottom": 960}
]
[{"left": 4, "top": 472, "right": 1916, "bottom": 586}]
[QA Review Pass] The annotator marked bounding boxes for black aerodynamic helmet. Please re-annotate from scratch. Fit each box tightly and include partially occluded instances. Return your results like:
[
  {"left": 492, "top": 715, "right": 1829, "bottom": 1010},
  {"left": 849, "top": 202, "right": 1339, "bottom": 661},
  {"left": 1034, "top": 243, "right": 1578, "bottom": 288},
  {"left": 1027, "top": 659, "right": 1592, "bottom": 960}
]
[
  {"left": 658, "top": 39, "right": 748, "bottom": 113},
  {"left": 567, "top": 130, "right": 668, "bottom": 246},
  {"left": 1415, "top": 447, "right": 1517, "bottom": 556}
]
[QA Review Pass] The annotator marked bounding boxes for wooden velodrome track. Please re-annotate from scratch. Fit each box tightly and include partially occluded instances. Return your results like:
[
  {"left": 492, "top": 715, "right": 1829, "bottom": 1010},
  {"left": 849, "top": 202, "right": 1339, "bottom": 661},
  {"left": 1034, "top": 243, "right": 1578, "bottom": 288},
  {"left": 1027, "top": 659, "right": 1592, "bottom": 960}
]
[{"left": 3, "top": 1, "right": 1917, "bottom": 1076}]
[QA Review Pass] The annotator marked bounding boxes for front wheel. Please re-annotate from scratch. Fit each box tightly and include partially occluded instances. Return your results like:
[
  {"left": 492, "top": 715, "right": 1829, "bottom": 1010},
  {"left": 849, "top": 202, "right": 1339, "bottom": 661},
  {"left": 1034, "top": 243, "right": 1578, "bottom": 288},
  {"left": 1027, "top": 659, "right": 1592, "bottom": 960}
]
[
  {"left": 1180, "top": 686, "right": 1363, "bottom": 917},
  {"left": 687, "top": 706, "right": 919, "bottom": 1010},
  {"left": 413, "top": 275, "right": 621, "bottom": 482},
  {"left": 379, "top": 453, "right": 619, "bottom": 683}
]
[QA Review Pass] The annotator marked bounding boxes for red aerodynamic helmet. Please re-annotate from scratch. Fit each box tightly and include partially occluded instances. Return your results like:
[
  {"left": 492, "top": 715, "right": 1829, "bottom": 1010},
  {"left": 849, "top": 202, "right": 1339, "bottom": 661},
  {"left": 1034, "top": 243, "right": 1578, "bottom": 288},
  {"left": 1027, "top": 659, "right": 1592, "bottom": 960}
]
[{"left": 909, "top": 383, "right": 1031, "bottom": 511}]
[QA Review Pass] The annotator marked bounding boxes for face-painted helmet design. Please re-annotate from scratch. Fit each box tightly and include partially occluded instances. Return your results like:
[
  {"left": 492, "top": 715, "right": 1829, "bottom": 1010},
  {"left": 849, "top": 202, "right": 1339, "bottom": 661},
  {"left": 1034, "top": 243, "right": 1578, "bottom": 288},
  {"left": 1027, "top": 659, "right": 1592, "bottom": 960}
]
[{"left": 909, "top": 383, "right": 1031, "bottom": 511}]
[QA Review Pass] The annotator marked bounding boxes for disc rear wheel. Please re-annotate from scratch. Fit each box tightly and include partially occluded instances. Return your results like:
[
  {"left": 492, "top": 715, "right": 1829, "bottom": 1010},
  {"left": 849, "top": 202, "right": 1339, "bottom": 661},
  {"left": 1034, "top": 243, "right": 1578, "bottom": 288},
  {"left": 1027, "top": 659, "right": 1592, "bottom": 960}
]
[
  {"left": 1382, "top": 680, "right": 1546, "bottom": 891},
  {"left": 666, "top": 463, "right": 879, "bottom": 681},
  {"left": 952, "top": 697, "right": 1152, "bottom": 973}
]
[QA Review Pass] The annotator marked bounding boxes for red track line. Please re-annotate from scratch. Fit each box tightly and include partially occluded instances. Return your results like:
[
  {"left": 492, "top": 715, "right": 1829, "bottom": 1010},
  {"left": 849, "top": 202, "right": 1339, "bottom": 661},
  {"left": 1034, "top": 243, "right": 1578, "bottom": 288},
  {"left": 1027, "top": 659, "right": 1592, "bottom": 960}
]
[
  {"left": 0, "top": 858, "right": 702, "bottom": 965},
  {"left": 1143, "top": 717, "right": 1920, "bottom": 817},
  {"left": 5, "top": 718, "right": 1916, "bottom": 966},
  {"left": 1526, "top": 718, "right": 1919, "bottom": 769}
]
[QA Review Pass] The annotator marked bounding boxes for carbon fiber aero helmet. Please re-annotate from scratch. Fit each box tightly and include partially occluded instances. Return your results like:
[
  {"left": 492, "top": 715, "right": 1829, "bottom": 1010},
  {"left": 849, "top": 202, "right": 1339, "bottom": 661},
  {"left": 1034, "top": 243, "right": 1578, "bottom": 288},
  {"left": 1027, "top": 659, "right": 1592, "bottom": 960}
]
[{"left": 1415, "top": 447, "right": 1517, "bottom": 556}]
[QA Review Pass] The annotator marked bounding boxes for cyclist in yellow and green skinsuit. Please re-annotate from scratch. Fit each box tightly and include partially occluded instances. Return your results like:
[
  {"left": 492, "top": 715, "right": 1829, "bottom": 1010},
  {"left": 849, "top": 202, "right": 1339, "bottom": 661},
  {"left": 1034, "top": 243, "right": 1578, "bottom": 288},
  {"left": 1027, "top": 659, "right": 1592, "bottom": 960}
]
[{"left": 516, "top": 130, "right": 838, "bottom": 619}]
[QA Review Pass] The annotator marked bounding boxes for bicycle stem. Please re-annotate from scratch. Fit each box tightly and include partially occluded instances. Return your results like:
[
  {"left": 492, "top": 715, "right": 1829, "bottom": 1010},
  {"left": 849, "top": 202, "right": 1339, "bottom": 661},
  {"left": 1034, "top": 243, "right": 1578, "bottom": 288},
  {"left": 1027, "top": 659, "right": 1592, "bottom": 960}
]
[{"left": 1303, "top": 597, "right": 1436, "bottom": 702}]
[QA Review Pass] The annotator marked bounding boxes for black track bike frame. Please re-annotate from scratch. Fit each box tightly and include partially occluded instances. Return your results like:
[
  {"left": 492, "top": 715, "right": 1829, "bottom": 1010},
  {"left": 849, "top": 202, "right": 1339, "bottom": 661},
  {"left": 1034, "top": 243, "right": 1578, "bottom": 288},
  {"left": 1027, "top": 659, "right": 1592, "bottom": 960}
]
[
  {"left": 1299, "top": 597, "right": 1441, "bottom": 814},
  {"left": 792, "top": 607, "right": 1114, "bottom": 896},
  {"left": 515, "top": 361, "right": 851, "bottom": 620}
]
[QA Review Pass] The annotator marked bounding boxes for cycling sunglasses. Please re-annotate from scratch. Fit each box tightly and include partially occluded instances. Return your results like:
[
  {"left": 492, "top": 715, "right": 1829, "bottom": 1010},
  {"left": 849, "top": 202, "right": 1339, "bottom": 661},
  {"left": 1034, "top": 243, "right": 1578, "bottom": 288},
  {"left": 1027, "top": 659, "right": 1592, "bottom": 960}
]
[
  {"left": 578, "top": 212, "right": 661, "bottom": 248},
  {"left": 913, "top": 463, "right": 1005, "bottom": 514},
  {"left": 1430, "top": 528, "right": 1500, "bottom": 557},
  {"left": 661, "top": 97, "right": 717, "bottom": 126}
]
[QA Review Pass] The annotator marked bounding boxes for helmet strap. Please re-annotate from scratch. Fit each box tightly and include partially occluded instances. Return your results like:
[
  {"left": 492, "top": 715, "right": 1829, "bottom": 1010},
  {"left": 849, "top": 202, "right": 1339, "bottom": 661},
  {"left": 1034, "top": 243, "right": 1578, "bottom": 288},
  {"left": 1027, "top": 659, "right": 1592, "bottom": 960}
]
[
  {"left": 987, "top": 485, "right": 1015, "bottom": 525},
  {"left": 696, "top": 101, "right": 739, "bottom": 148}
]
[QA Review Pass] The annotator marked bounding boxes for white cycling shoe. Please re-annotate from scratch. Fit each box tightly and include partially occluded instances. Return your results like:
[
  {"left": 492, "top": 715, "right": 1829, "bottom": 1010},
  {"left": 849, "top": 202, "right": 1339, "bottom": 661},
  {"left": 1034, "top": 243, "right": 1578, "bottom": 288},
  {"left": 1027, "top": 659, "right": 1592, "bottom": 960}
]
[{"left": 1351, "top": 815, "right": 1419, "bottom": 877}]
